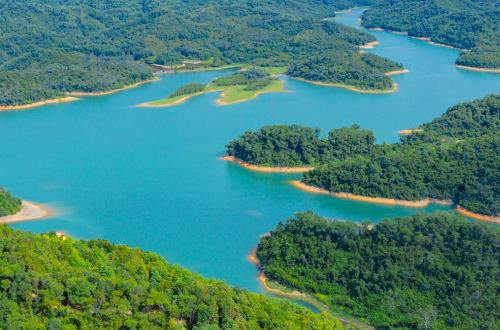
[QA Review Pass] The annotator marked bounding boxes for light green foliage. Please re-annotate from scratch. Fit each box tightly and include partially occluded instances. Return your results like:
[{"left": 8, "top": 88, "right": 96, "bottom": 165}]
[
  {"left": 0, "top": 188, "right": 21, "bottom": 217},
  {"left": 257, "top": 212, "right": 500, "bottom": 329},
  {"left": 0, "top": 226, "right": 344, "bottom": 329}
]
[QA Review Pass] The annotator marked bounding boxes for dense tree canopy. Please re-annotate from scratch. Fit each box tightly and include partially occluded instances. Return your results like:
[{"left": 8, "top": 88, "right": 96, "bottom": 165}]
[
  {"left": 168, "top": 83, "right": 207, "bottom": 98},
  {"left": 361, "top": 0, "right": 500, "bottom": 69},
  {"left": 0, "top": 189, "right": 21, "bottom": 217},
  {"left": 0, "top": 225, "right": 343, "bottom": 329},
  {"left": 226, "top": 125, "right": 374, "bottom": 167},
  {"left": 0, "top": 0, "right": 402, "bottom": 106},
  {"left": 257, "top": 212, "right": 500, "bottom": 329},
  {"left": 226, "top": 95, "right": 500, "bottom": 216}
]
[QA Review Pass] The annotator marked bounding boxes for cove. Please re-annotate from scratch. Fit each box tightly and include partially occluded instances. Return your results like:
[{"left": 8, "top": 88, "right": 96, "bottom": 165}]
[{"left": 1, "top": 9, "right": 499, "bottom": 294}]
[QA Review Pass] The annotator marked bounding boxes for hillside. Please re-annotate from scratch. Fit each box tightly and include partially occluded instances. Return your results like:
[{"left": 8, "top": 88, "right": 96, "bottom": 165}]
[
  {"left": 361, "top": 0, "right": 500, "bottom": 69},
  {"left": 257, "top": 212, "right": 499, "bottom": 329},
  {"left": 0, "top": 0, "right": 403, "bottom": 106},
  {"left": 225, "top": 95, "right": 500, "bottom": 217},
  {"left": 0, "top": 225, "right": 343, "bottom": 329}
]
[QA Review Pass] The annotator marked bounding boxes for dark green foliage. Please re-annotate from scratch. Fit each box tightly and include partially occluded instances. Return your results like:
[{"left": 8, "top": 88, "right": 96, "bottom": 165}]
[
  {"left": 225, "top": 125, "right": 374, "bottom": 166},
  {"left": 0, "top": 226, "right": 343, "bottom": 329},
  {"left": 168, "top": 83, "right": 206, "bottom": 98},
  {"left": 0, "top": 189, "right": 21, "bottom": 217},
  {"left": 361, "top": 0, "right": 500, "bottom": 68},
  {"left": 402, "top": 94, "right": 500, "bottom": 143},
  {"left": 213, "top": 69, "right": 272, "bottom": 87},
  {"left": 288, "top": 53, "right": 402, "bottom": 90},
  {"left": 257, "top": 212, "right": 500, "bottom": 329},
  {"left": 303, "top": 95, "right": 500, "bottom": 216},
  {"left": 0, "top": 0, "right": 401, "bottom": 106}
]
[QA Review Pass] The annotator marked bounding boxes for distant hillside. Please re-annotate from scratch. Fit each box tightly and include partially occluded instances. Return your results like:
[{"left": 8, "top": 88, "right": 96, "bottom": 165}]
[
  {"left": 361, "top": 0, "right": 500, "bottom": 69},
  {"left": 0, "top": 0, "right": 402, "bottom": 106}
]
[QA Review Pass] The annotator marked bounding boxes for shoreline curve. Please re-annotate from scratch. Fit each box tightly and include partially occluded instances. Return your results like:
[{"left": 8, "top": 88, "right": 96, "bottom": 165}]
[
  {"left": 66, "top": 78, "right": 159, "bottom": 97},
  {"left": 291, "top": 77, "right": 398, "bottom": 94},
  {"left": 455, "top": 65, "right": 500, "bottom": 74},
  {"left": 290, "top": 181, "right": 499, "bottom": 224},
  {"left": 0, "top": 201, "right": 54, "bottom": 224},
  {"left": 456, "top": 207, "right": 500, "bottom": 225},
  {"left": 221, "top": 156, "right": 314, "bottom": 173},
  {"left": 0, "top": 97, "right": 79, "bottom": 112},
  {"left": 289, "top": 180, "right": 454, "bottom": 208}
]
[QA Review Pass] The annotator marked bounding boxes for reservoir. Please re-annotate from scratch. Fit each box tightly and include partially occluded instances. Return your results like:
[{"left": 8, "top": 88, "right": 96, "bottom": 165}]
[{"left": 1, "top": 9, "right": 499, "bottom": 292}]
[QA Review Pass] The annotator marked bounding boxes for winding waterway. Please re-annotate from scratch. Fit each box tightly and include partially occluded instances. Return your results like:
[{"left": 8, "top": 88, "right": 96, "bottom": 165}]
[{"left": 1, "top": 9, "right": 499, "bottom": 293}]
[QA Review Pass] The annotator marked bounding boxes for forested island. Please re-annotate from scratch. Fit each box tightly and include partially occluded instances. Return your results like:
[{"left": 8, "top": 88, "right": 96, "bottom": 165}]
[
  {"left": 256, "top": 212, "right": 499, "bottom": 329},
  {"left": 0, "top": 223, "right": 344, "bottom": 329},
  {"left": 1, "top": 0, "right": 405, "bottom": 107},
  {"left": 225, "top": 95, "right": 500, "bottom": 219},
  {"left": 141, "top": 69, "right": 286, "bottom": 107},
  {"left": 361, "top": 0, "right": 500, "bottom": 70}
]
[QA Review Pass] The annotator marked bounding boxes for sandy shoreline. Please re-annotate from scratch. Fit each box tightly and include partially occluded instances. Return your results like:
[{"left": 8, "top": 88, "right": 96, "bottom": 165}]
[
  {"left": 248, "top": 250, "right": 308, "bottom": 299},
  {"left": 66, "top": 78, "right": 159, "bottom": 97},
  {"left": 399, "top": 128, "right": 422, "bottom": 135},
  {"left": 0, "top": 201, "right": 54, "bottom": 224},
  {"left": 221, "top": 156, "right": 314, "bottom": 173},
  {"left": 385, "top": 69, "right": 409, "bottom": 76},
  {"left": 360, "top": 41, "right": 379, "bottom": 49},
  {"left": 289, "top": 180, "right": 453, "bottom": 207},
  {"left": 456, "top": 207, "right": 500, "bottom": 225},
  {"left": 0, "top": 97, "right": 79, "bottom": 112},
  {"left": 290, "top": 181, "right": 499, "bottom": 223},
  {"left": 292, "top": 77, "right": 398, "bottom": 94},
  {"left": 455, "top": 65, "right": 500, "bottom": 74},
  {"left": 138, "top": 91, "right": 206, "bottom": 108}
]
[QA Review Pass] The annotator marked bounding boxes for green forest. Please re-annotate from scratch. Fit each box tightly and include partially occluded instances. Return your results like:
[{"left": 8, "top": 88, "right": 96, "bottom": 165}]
[
  {"left": 225, "top": 95, "right": 500, "bottom": 216},
  {"left": 0, "top": 0, "right": 402, "bottom": 106},
  {"left": 226, "top": 125, "right": 374, "bottom": 167},
  {"left": 0, "top": 189, "right": 21, "bottom": 217},
  {"left": 361, "top": 0, "right": 500, "bottom": 69},
  {"left": 168, "top": 83, "right": 207, "bottom": 99},
  {"left": 0, "top": 225, "right": 343, "bottom": 329},
  {"left": 257, "top": 212, "right": 499, "bottom": 329}
]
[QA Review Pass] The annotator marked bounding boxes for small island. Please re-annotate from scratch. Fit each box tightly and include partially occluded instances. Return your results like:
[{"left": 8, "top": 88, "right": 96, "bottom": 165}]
[{"left": 139, "top": 68, "right": 287, "bottom": 107}]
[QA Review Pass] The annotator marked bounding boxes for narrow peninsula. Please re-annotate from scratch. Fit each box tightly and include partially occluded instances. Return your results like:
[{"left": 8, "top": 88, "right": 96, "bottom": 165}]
[{"left": 139, "top": 69, "right": 287, "bottom": 107}]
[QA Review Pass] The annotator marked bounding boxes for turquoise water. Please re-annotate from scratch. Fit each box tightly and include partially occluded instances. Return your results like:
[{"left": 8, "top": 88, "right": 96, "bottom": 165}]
[{"left": 1, "top": 9, "right": 499, "bottom": 293}]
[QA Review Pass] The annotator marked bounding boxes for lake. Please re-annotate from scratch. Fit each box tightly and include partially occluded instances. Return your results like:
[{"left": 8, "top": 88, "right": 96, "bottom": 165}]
[{"left": 1, "top": 9, "right": 499, "bottom": 293}]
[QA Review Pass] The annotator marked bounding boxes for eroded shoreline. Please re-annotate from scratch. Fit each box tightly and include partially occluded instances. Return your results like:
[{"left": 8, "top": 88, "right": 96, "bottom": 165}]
[
  {"left": 221, "top": 156, "right": 314, "bottom": 173},
  {"left": 289, "top": 180, "right": 498, "bottom": 224},
  {"left": 292, "top": 77, "right": 398, "bottom": 94},
  {"left": 0, "top": 97, "right": 79, "bottom": 111},
  {"left": 0, "top": 201, "right": 54, "bottom": 224},
  {"left": 455, "top": 65, "right": 500, "bottom": 74}
]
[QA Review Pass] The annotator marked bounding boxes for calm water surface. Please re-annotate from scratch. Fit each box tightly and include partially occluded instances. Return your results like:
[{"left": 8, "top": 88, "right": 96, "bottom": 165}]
[{"left": 1, "top": 9, "right": 499, "bottom": 292}]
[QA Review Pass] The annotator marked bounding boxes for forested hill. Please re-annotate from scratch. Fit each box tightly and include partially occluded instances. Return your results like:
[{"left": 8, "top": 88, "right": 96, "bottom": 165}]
[
  {"left": 361, "top": 0, "right": 500, "bottom": 69},
  {"left": 256, "top": 212, "right": 500, "bottom": 329},
  {"left": 0, "top": 188, "right": 21, "bottom": 217},
  {"left": 0, "top": 0, "right": 402, "bottom": 106},
  {"left": 0, "top": 225, "right": 343, "bottom": 329},
  {"left": 225, "top": 95, "right": 500, "bottom": 216}
]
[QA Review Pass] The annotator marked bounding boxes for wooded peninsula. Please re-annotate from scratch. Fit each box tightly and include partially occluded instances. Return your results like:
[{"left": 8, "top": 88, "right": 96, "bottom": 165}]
[
  {"left": 256, "top": 211, "right": 499, "bottom": 329},
  {"left": 226, "top": 95, "right": 500, "bottom": 219}
]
